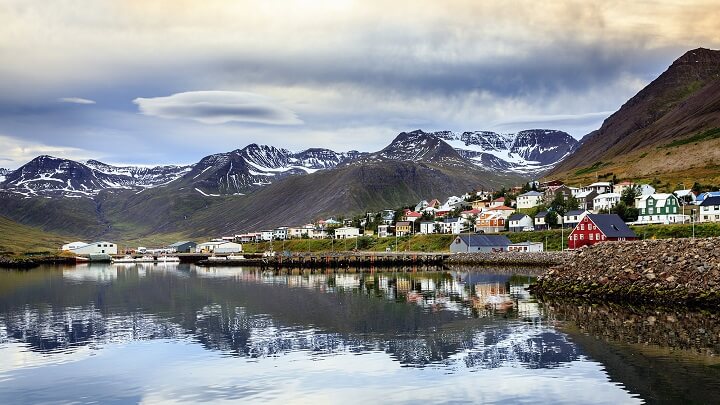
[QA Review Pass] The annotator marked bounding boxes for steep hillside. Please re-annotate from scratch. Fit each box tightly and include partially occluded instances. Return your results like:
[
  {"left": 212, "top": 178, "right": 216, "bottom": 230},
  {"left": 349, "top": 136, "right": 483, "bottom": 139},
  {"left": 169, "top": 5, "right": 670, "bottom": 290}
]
[
  {"left": 550, "top": 48, "right": 720, "bottom": 185},
  {"left": 0, "top": 215, "right": 77, "bottom": 254}
]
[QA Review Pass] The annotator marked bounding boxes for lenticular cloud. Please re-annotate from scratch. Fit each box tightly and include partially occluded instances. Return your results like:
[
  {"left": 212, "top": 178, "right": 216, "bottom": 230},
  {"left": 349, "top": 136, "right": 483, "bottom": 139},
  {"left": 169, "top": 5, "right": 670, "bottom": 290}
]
[{"left": 133, "top": 91, "right": 303, "bottom": 125}]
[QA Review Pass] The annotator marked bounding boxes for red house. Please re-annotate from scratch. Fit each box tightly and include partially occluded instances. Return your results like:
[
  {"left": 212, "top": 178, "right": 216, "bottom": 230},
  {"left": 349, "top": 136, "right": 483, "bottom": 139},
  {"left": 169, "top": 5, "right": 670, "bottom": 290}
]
[{"left": 567, "top": 214, "right": 637, "bottom": 250}]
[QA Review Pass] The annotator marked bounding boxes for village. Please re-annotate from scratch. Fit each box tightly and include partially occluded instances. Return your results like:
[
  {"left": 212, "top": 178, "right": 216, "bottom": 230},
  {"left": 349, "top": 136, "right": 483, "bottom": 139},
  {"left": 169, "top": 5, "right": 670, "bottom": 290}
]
[{"left": 59, "top": 179, "right": 720, "bottom": 258}]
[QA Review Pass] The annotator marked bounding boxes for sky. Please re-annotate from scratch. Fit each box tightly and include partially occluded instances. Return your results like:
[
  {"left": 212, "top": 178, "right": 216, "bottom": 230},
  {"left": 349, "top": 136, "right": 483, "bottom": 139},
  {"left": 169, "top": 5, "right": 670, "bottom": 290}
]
[{"left": 0, "top": 0, "right": 719, "bottom": 169}]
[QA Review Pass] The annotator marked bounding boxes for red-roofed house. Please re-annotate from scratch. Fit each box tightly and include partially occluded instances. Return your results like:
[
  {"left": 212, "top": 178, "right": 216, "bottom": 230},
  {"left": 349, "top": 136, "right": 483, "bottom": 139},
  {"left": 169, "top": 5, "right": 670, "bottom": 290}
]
[{"left": 403, "top": 211, "right": 423, "bottom": 222}]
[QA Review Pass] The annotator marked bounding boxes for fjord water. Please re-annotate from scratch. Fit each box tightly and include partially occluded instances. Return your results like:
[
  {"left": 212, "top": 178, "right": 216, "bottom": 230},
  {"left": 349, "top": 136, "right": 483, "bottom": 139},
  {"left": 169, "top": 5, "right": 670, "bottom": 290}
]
[{"left": 0, "top": 265, "right": 718, "bottom": 404}]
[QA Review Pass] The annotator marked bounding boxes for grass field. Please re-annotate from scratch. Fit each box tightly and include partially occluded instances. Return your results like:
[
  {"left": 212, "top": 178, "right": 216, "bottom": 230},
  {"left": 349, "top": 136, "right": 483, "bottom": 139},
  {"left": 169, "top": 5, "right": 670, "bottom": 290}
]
[
  {"left": 0, "top": 216, "right": 77, "bottom": 255},
  {"left": 241, "top": 222, "right": 720, "bottom": 254}
]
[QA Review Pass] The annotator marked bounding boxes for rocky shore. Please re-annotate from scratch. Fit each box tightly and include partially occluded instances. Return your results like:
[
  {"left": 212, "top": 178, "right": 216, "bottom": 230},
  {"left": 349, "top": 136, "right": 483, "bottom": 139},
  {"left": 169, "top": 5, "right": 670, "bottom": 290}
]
[
  {"left": 446, "top": 251, "right": 568, "bottom": 267},
  {"left": 531, "top": 238, "right": 720, "bottom": 307},
  {"left": 0, "top": 255, "right": 76, "bottom": 269}
]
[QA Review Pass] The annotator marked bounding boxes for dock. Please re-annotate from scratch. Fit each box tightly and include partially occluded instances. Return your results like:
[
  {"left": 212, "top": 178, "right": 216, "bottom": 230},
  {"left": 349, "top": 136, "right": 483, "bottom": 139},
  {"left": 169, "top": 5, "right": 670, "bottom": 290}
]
[{"left": 193, "top": 252, "right": 450, "bottom": 269}]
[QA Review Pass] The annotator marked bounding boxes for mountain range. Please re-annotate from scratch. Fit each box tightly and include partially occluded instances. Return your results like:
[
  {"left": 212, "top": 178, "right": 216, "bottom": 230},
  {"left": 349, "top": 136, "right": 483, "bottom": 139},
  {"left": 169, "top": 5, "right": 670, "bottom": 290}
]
[{"left": 0, "top": 129, "right": 576, "bottom": 241}]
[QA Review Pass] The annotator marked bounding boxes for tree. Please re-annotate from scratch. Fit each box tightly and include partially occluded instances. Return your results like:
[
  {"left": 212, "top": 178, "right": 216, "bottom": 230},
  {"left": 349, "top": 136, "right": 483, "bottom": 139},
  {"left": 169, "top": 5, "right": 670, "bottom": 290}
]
[
  {"left": 550, "top": 192, "right": 568, "bottom": 217},
  {"left": 620, "top": 185, "right": 639, "bottom": 206},
  {"left": 611, "top": 202, "right": 639, "bottom": 222},
  {"left": 566, "top": 195, "right": 580, "bottom": 211},
  {"left": 545, "top": 211, "right": 559, "bottom": 228}
]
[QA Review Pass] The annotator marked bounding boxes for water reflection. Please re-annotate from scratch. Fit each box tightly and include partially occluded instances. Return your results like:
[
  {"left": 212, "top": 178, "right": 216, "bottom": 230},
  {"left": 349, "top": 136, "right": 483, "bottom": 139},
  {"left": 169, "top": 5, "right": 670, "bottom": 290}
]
[{"left": 0, "top": 265, "right": 715, "bottom": 403}]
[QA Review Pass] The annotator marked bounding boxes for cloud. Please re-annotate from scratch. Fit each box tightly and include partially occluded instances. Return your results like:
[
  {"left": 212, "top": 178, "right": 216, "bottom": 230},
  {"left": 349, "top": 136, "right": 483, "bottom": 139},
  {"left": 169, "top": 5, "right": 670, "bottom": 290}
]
[
  {"left": 57, "top": 97, "right": 96, "bottom": 105},
  {"left": 0, "top": 134, "right": 97, "bottom": 169},
  {"left": 133, "top": 91, "right": 303, "bottom": 125}
]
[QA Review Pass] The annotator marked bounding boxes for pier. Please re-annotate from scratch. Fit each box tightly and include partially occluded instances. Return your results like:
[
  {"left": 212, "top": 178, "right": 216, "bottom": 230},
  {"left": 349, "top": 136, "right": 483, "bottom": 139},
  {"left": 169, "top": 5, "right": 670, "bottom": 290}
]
[{"left": 193, "top": 252, "right": 450, "bottom": 269}]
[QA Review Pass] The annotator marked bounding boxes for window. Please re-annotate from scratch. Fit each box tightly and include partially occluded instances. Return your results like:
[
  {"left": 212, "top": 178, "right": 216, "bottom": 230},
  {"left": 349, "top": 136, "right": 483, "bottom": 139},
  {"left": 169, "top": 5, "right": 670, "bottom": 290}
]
[
  {"left": 649, "top": 208, "right": 654, "bottom": 214},
  {"left": 589, "top": 233, "right": 593, "bottom": 240},
  {"left": 596, "top": 233, "right": 601, "bottom": 240},
  {"left": 580, "top": 234, "right": 584, "bottom": 240},
  {"left": 580, "top": 224, "right": 584, "bottom": 230}
]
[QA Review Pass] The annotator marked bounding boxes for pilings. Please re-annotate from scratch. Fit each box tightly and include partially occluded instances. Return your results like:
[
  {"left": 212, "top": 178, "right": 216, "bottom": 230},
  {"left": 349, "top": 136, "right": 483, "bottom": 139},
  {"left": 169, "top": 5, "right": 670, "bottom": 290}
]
[{"left": 197, "top": 252, "right": 449, "bottom": 269}]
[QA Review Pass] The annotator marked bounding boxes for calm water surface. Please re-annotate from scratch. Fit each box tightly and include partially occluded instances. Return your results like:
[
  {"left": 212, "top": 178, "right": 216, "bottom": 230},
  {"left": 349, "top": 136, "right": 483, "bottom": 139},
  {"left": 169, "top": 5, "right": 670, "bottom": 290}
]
[{"left": 1, "top": 264, "right": 719, "bottom": 404}]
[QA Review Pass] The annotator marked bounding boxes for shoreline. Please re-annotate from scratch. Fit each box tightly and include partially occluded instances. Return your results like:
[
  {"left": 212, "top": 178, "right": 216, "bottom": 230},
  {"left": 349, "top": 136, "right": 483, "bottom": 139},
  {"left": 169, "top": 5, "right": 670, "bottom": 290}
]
[{"left": 530, "top": 237, "right": 720, "bottom": 308}]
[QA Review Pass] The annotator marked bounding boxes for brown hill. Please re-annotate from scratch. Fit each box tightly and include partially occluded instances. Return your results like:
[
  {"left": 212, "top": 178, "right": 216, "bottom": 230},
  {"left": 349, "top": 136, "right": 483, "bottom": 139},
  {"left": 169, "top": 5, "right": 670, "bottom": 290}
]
[{"left": 549, "top": 48, "right": 720, "bottom": 187}]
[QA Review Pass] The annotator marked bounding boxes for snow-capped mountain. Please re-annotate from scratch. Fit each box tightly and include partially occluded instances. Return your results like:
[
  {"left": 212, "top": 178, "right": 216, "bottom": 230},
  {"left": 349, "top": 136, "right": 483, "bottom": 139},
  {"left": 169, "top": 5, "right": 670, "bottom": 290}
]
[
  {"left": 0, "top": 168, "right": 9, "bottom": 183},
  {"left": 433, "top": 129, "right": 579, "bottom": 173},
  {"left": 362, "top": 130, "right": 466, "bottom": 166},
  {"left": 184, "top": 144, "right": 366, "bottom": 196},
  {"left": 0, "top": 156, "right": 193, "bottom": 197}
]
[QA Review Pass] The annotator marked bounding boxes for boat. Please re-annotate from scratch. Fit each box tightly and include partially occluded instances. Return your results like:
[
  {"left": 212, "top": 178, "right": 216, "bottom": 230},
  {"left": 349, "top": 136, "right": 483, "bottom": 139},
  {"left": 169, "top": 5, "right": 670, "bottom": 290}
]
[
  {"left": 207, "top": 255, "right": 227, "bottom": 261},
  {"left": 226, "top": 254, "right": 245, "bottom": 260},
  {"left": 75, "top": 256, "right": 90, "bottom": 264},
  {"left": 112, "top": 255, "right": 136, "bottom": 264},
  {"left": 134, "top": 255, "right": 156, "bottom": 263},
  {"left": 157, "top": 256, "right": 181, "bottom": 263}
]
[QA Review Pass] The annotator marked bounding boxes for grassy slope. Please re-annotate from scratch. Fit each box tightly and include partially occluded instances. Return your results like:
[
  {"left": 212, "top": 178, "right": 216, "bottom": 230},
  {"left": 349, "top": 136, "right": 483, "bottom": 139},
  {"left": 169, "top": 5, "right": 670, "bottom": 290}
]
[{"left": 0, "top": 215, "right": 78, "bottom": 254}]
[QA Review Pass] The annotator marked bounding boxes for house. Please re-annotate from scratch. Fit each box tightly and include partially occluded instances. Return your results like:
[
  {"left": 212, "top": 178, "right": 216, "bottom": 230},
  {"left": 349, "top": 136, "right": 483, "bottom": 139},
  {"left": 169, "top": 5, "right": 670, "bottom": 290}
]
[
  {"left": 402, "top": 211, "right": 423, "bottom": 222},
  {"left": 567, "top": 214, "right": 637, "bottom": 250},
  {"left": 544, "top": 185, "right": 573, "bottom": 204},
  {"left": 699, "top": 196, "right": 720, "bottom": 223},
  {"left": 562, "top": 210, "right": 589, "bottom": 229},
  {"left": 615, "top": 182, "right": 656, "bottom": 198},
  {"left": 636, "top": 193, "right": 685, "bottom": 224},
  {"left": 167, "top": 241, "right": 197, "bottom": 253},
  {"left": 62, "top": 241, "right": 118, "bottom": 255},
  {"left": 534, "top": 211, "right": 549, "bottom": 230},
  {"left": 488, "top": 205, "right": 516, "bottom": 218},
  {"left": 380, "top": 210, "right": 396, "bottom": 225},
  {"left": 418, "top": 221, "right": 437, "bottom": 234},
  {"left": 475, "top": 212, "right": 506, "bottom": 233},
  {"left": 489, "top": 197, "right": 506, "bottom": 208},
  {"left": 593, "top": 193, "right": 621, "bottom": 212},
  {"left": 377, "top": 224, "right": 392, "bottom": 237},
  {"left": 508, "top": 241, "right": 544, "bottom": 252},
  {"left": 427, "top": 199, "right": 442, "bottom": 208},
  {"left": 449, "top": 235, "right": 512, "bottom": 253},
  {"left": 196, "top": 241, "right": 242, "bottom": 253},
  {"left": 574, "top": 190, "right": 598, "bottom": 211},
  {"left": 583, "top": 181, "right": 613, "bottom": 195},
  {"left": 508, "top": 214, "right": 533, "bottom": 232},
  {"left": 334, "top": 227, "right": 360, "bottom": 239},
  {"left": 260, "top": 230, "right": 273, "bottom": 241},
  {"left": 273, "top": 227, "right": 289, "bottom": 240},
  {"left": 440, "top": 217, "right": 464, "bottom": 234},
  {"left": 695, "top": 191, "right": 720, "bottom": 205},
  {"left": 539, "top": 180, "right": 564, "bottom": 189},
  {"left": 309, "top": 228, "right": 328, "bottom": 239},
  {"left": 460, "top": 208, "right": 482, "bottom": 219},
  {"left": 674, "top": 189, "right": 696, "bottom": 205},
  {"left": 471, "top": 200, "right": 491, "bottom": 211},
  {"left": 236, "top": 233, "right": 261, "bottom": 243},
  {"left": 395, "top": 221, "right": 412, "bottom": 236},
  {"left": 516, "top": 191, "right": 544, "bottom": 209},
  {"left": 414, "top": 200, "right": 430, "bottom": 211}
]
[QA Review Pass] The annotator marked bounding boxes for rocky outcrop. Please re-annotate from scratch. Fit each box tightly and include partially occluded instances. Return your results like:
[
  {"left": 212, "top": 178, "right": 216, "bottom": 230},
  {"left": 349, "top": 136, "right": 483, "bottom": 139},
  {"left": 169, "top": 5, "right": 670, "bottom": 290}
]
[
  {"left": 531, "top": 238, "right": 720, "bottom": 307},
  {"left": 446, "top": 251, "right": 568, "bottom": 267}
]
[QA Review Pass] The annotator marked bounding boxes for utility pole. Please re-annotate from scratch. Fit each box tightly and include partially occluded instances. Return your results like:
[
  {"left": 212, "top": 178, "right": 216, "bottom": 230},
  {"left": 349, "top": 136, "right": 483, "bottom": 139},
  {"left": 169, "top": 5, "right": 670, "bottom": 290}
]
[{"left": 692, "top": 209, "right": 696, "bottom": 238}]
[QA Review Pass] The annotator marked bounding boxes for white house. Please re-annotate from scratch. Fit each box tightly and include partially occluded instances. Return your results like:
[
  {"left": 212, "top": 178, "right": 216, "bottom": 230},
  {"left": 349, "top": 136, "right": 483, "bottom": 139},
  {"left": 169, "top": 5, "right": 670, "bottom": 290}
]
[
  {"left": 260, "top": 230, "right": 273, "bottom": 241},
  {"left": 583, "top": 182, "right": 613, "bottom": 194},
  {"left": 699, "top": 196, "right": 720, "bottom": 223},
  {"left": 508, "top": 214, "right": 534, "bottom": 232},
  {"left": 674, "top": 189, "right": 696, "bottom": 205},
  {"left": 440, "top": 217, "right": 464, "bottom": 234},
  {"left": 273, "top": 227, "right": 289, "bottom": 240},
  {"left": 377, "top": 224, "right": 391, "bottom": 237},
  {"left": 418, "top": 221, "right": 437, "bottom": 234},
  {"left": 563, "top": 210, "right": 589, "bottom": 229},
  {"left": 63, "top": 241, "right": 118, "bottom": 255},
  {"left": 334, "top": 227, "right": 360, "bottom": 239},
  {"left": 516, "top": 191, "right": 544, "bottom": 210},
  {"left": 196, "top": 241, "right": 242, "bottom": 253},
  {"left": 593, "top": 193, "right": 621, "bottom": 212},
  {"left": 508, "top": 241, "right": 544, "bottom": 252}
]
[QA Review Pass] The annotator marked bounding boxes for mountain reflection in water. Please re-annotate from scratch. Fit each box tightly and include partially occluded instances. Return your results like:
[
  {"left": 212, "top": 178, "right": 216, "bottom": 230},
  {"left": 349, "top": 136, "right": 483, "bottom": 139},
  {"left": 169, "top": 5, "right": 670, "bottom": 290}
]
[{"left": 0, "top": 264, "right": 715, "bottom": 403}]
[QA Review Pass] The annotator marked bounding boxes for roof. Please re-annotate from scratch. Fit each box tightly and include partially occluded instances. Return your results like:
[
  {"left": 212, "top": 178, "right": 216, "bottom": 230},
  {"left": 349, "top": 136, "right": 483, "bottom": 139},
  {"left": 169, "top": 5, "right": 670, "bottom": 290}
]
[
  {"left": 168, "top": 240, "right": 195, "bottom": 247},
  {"left": 456, "top": 234, "right": 512, "bottom": 247},
  {"left": 443, "top": 217, "right": 461, "bottom": 223},
  {"left": 404, "top": 211, "right": 422, "bottom": 217},
  {"left": 575, "top": 190, "right": 595, "bottom": 198},
  {"left": 489, "top": 205, "right": 514, "bottom": 210},
  {"left": 494, "top": 197, "right": 505, "bottom": 202},
  {"left": 588, "top": 182, "right": 612, "bottom": 187},
  {"left": 534, "top": 211, "right": 548, "bottom": 218},
  {"left": 586, "top": 214, "right": 637, "bottom": 238},
  {"left": 674, "top": 189, "right": 695, "bottom": 198},
  {"left": 395, "top": 221, "right": 411, "bottom": 226},
  {"left": 508, "top": 213, "right": 529, "bottom": 221},
  {"left": 519, "top": 191, "right": 543, "bottom": 197},
  {"left": 700, "top": 196, "right": 720, "bottom": 206},
  {"left": 461, "top": 208, "right": 482, "bottom": 214},
  {"left": 565, "top": 210, "right": 586, "bottom": 216}
]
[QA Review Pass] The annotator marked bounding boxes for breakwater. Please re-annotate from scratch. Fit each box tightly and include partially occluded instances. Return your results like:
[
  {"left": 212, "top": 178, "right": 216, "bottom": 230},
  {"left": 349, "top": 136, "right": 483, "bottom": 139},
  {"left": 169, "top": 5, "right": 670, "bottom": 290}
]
[
  {"left": 0, "top": 255, "right": 76, "bottom": 269},
  {"left": 446, "top": 251, "right": 567, "bottom": 267},
  {"left": 531, "top": 238, "right": 720, "bottom": 307}
]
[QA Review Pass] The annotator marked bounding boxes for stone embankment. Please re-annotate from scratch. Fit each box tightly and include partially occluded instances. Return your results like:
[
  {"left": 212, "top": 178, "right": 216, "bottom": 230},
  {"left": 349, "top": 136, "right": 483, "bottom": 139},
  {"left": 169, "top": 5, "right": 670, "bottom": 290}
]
[
  {"left": 446, "top": 251, "right": 568, "bottom": 267},
  {"left": 0, "top": 255, "right": 76, "bottom": 269},
  {"left": 531, "top": 238, "right": 720, "bottom": 307}
]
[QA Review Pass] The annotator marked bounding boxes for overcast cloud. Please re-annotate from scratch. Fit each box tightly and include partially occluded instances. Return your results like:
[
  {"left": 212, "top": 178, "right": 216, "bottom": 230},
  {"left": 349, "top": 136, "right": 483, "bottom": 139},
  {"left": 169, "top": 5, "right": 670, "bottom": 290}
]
[{"left": 0, "top": 0, "right": 718, "bottom": 168}]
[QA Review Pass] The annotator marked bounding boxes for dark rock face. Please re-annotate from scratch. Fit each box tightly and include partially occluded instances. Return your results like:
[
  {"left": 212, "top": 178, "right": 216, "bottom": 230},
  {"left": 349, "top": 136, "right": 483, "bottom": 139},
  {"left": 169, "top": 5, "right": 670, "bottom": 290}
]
[
  {"left": 551, "top": 47, "right": 720, "bottom": 174},
  {"left": 510, "top": 130, "right": 579, "bottom": 165},
  {"left": 532, "top": 237, "right": 720, "bottom": 307}
]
